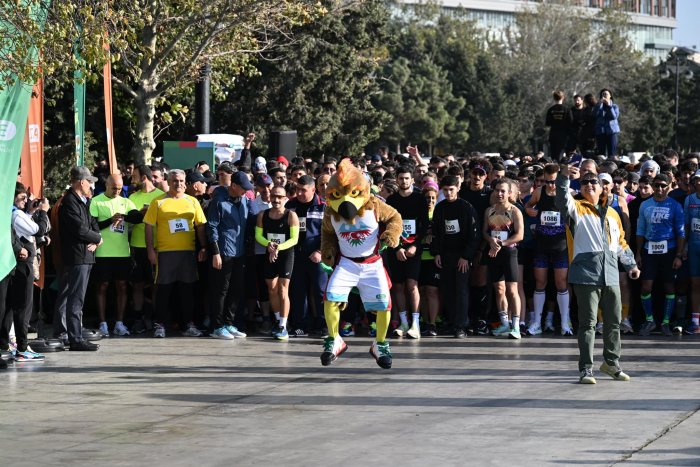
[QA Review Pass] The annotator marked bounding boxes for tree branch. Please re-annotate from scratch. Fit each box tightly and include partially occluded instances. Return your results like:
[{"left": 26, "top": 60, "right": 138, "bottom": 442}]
[{"left": 111, "top": 73, "right": 138, "bottom": 98}]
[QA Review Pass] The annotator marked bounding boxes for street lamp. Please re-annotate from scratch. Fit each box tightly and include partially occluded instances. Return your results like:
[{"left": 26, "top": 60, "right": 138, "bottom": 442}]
[{"left": 660, "top": 47, "right": 695, "bottom": 149}]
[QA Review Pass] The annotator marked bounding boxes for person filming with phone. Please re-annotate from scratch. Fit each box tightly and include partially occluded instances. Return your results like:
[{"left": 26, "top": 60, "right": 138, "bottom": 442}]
[{"left": 593, "top": 88, "right": 620, "bottom": 157}]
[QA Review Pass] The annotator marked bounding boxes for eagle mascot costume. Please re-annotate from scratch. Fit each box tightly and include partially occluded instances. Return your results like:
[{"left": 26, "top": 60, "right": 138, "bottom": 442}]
[{"left": 320, "top": 158, "right": 402, "bottom": 368}]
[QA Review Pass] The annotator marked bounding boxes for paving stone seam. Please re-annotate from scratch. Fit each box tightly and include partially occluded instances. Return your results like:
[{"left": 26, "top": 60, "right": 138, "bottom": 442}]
[{"left": 610, "top": 403, "right": 700, "bottom": 465}]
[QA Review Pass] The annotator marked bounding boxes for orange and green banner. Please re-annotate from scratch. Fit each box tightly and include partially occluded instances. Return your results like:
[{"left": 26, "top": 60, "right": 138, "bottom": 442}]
[
  {"left": 0, "top": 1, "right": 47, "bottom": 280},
  {"left": 103, "top": 40, "right": 117, "bottom": 173}
]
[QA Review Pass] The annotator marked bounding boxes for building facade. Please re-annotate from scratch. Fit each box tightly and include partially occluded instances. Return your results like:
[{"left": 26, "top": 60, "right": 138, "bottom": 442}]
[{"left": 398, "top": 0, "right": 677, "bottom": 62}]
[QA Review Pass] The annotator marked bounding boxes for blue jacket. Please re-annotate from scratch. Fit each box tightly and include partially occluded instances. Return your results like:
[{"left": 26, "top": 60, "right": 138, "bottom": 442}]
[
  {"left": 286, "top": 194, "right": 325, "bottom": 255},
  {"left": 206, "top": 194, "right": 250, "bottom": 257},
  {"left": 592, "top": 102, "right": 620, "bottom": 135}
]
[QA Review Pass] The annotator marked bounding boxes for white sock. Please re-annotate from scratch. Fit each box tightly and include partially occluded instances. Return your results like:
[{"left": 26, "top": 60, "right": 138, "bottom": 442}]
[
  {"left": 412, "top": 312, "right": 420, "bottom": 326},
  {"left": 557, "top": 290, "right": 570, "bottom": 327},
  {"left": 692, "top": 313, "right": 699, "bottom": 326},
  {"left": 274, "top": 312, "right": 281, "bottom": 322},
  {"left": 399, "top": 311, "right": 408, "bottom": 326},
  {"left": 533, "top": 290, "right": 545, "bottom": 328},
  {"left": 499, "top": 311, "right": 509, "bottom": 326},
  {"left": 279, "top": 317, "right": 287, "bottom": 329},
  {"left": 512, "top": 316, "right": 520, "bottom": 329}
]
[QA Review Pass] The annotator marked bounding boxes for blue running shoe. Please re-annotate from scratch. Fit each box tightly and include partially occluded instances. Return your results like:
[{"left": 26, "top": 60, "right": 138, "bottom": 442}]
[
  {"left": 225, "top": 325, "right": 247, "bottom": 338},
  {"left": 339, "top": 321, "right": 355, "bottom": 337},
  {"left": 210, "top": 327, "right": 234, "bottom": 340},
  {"left": 273, "top": 327, "right": 289, "bottom": 340},
  {"left": 14, "top": 348, "right": 45, "bottom": 362},
  {"left": 368, "top": 322, "right": 377, "bottom": 337}
]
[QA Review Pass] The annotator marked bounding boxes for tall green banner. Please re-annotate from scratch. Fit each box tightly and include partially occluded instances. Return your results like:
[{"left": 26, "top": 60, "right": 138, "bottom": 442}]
[
  {"left": 0, "top": 82, "right": 33, "bottom": 279},
  {"left": 74, "top": 27, "right": 85, "bottom": 165},
  {"left": 74, "top": 71, "right": 86, "bottom": 165},
  {"left": 0, "top": 1, "right": 47, "bottom": 280}
]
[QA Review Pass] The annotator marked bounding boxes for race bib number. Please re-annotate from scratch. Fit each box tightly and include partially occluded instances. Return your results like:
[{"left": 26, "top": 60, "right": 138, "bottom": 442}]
[
  {"left": 541, "top": 211, "right": 560, "bottom": 226},
  {"left": 491, "top": 230, "right": 508, "bottom": 241},
  {"left": 403, "top": 219, "right": 416, "bottom": 236},
  {"left": 168, "top": 218, "right": 190, "bottom": 234},
  {"left": 267, "top": 233, "right": 286, "bottom": 244},
  {"left": 647, "top": 240, "right": 668, "bottom": 255},
  {"left": 692, "top": 218, "right": 700, "bottom": 233},
  {"left": 299, "top": 217, "right": 307, "bottom": 232},
  {"left": 110, "top": 222, "right": 125, "bottom": 234},
  {"left": 445, "top": 219, "right": 460, "bottom": 234}
]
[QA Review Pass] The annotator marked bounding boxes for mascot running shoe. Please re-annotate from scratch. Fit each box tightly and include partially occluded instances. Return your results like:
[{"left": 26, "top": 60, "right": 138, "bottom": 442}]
[{"left": 320, "top": 158, "right": 402, "bottom": 369}]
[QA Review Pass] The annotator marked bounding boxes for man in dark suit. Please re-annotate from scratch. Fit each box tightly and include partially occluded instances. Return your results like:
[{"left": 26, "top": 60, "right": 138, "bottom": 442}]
[{"left": 54, "top": 166, "right": 103, "bottom": 351}]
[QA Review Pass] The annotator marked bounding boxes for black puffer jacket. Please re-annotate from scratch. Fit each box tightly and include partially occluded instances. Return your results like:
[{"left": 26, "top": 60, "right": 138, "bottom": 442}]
[{"left": 58, "top": 189, "right": 102, "bottom": 266}]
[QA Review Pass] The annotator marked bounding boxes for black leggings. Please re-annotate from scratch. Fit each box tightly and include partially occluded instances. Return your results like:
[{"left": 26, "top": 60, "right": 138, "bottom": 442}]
[{"left": 155, "top": 282, "right": 194, "bottom": 328}]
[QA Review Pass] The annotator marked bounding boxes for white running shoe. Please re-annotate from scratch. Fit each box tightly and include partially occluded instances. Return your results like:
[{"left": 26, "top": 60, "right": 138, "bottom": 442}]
[
  {"left": 98, "top": 322, "right": 110, "bottom": 337},
  {"left": 113, "top": 322, "right": 130, "bottom": 336},
  {"left": 407, "top": 322, "right": 421, "bottom": 339},
  {"left": 620, "top": 318, "right": 633, "bottom": 334},
  {"left": 526, "top": 325, "right": 543, "bottom": 336},
  {"left": 182, "top": 323, "right": 203, "bottom": 337},
  {"left": 225, "top": 325, "right": 247, "bottom": 338},
  {"left": 393, "top": 322, "right": 409, "bottom": 337},
  {"left": 154, "top": 324, "right": 166, "bottom": 338}
]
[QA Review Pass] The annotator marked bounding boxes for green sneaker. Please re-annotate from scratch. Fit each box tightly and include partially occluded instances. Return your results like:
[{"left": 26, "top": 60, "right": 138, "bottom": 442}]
[
  {"left": 320, "top": 336, "right": 347, "bottom": 366},
  {"left": 579, "top": 368, "right": 596, "bottom": 384},
  {"left": 369, "top": 340, "right": 392, "bottom": 369},
  {"left": 492, "top": 323, "right": 510, "bottom": 337},
  {"left": 508, "top": 327, "right": 521, "bottom": 339},
  {"left": 599, "top": 362, "right": 630, "bottom": 381}
]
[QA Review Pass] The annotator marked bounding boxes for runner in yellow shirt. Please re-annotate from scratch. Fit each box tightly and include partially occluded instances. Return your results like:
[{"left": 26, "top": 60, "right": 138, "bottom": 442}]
[{"left": 144, "top": 169, "right": 207, "bottom": 338}]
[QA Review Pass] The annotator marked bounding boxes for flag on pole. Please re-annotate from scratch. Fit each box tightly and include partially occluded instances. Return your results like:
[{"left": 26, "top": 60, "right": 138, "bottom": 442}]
[
  {"left": 21, "top": 79, "right": 44, "bottom": 198},
  {"left": 74, "top": 66, "right": 85, "bottom": 166},
  {"left": 73, "top": 22, "right": 85, "bottom": 165},
  {"left": 103, "top": 40, "right": 117, "bottom": 174},
  {"left": 20, "top": 79, "right": 46, "bottom": 289},
  {"left": 0, "top": 2, "right": 47, "bottom": 280}
]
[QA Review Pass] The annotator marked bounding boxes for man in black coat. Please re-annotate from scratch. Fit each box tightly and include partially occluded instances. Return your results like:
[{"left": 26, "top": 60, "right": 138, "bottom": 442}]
[
  {"left": 54, "top": 166, "right": 103, "bottom": 351},
  {"left": 545, "top": 90, "right": 573, "bottom": 162}
]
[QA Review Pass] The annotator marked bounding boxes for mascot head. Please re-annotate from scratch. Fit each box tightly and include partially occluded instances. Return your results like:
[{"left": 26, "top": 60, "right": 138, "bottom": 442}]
[{"left": 326, "top": 158, "right": 371, "bottom": 223}]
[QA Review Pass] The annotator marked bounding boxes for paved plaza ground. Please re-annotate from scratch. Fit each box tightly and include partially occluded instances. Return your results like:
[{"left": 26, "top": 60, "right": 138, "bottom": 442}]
[{"left": 1, "top": 333, "right": 699, "bottom": 466}]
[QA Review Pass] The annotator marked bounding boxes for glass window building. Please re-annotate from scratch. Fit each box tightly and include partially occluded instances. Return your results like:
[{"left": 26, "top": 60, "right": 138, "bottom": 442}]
[{"left": 397, "top": 0, "right": 677, "bottom": 62}]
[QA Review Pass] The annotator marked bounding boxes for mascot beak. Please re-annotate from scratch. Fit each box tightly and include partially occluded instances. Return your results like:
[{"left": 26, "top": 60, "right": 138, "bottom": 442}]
[
  {"left": 338, "top": 201, "right": 358, "bottom": 219},
  {"left": 329, "top": 194, "right": 365, "bottom": 221}
]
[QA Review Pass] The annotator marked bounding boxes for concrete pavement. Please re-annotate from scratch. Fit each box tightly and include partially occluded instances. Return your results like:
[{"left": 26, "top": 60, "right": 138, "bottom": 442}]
[{"left": 1, "top": 333, "right": 699, "bottom": 466}]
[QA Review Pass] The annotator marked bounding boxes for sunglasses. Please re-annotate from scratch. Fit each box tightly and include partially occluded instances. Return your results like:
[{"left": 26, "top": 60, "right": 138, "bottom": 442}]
[
  {"left": 580, "top": 179, "right": 599, "bottom": 186},
  {"left": 654, "top": 183, "right": 669, "bottom": 189},
  {"left": 544, "top": 180, "right": 556, "bottom": 185},
  {"left": 613, "top": 179, "right": 624, "bottom": 184}
]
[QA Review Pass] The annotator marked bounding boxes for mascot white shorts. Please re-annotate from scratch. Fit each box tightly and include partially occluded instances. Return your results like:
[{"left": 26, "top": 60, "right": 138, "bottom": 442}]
[{"left": 325, "top": 257, "right": 391, "bottom": 311}]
